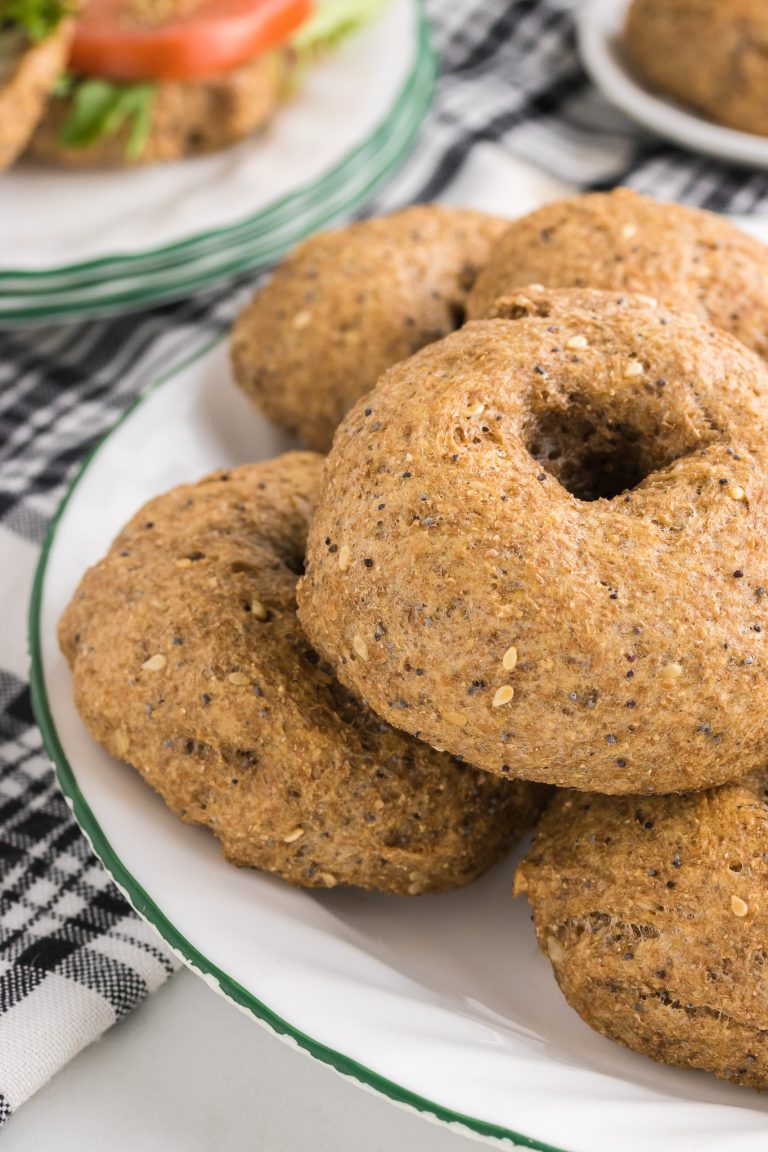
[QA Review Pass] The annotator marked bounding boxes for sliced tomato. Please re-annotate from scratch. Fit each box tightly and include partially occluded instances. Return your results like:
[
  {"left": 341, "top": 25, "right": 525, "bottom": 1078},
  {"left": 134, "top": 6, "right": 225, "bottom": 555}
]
[{"left": 70, "top": 0, "right": 312, "bottom": 82}]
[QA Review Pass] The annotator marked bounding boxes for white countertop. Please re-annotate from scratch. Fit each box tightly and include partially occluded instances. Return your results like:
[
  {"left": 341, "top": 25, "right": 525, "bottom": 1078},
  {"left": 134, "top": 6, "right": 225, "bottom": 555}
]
[{"left": 3, "top": 968, "right": 487, "bottom": 1151}]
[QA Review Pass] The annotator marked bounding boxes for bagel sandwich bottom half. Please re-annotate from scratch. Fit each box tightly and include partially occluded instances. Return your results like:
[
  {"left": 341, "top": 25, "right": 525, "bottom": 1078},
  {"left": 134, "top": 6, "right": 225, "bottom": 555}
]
[{"left": 26, "top": 0, "right": 387, "bottom": 167}]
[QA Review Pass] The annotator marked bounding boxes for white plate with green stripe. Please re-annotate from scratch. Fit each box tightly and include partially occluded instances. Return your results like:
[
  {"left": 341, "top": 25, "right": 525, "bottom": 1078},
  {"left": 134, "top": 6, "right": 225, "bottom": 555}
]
[
  {"left": 0, "top": 31, "right": 433, "bottom": 323},
  {"left": 30, "top": 338, "right": 768, "bottom": 1152},
  {"left": 0, "top": 0, "right": 433, "bottom": 303}
]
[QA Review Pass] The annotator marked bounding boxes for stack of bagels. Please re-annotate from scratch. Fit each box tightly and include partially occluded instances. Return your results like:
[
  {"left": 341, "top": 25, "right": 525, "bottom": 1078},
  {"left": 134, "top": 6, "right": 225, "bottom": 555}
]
[{"left": 63, "top": 188, "right": 768, "bottom": 1091}]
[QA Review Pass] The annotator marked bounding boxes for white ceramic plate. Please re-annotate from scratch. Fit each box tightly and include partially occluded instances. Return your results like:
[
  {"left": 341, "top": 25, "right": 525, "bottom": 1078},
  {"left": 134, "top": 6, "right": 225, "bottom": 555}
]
[
  {"left": 0, "top": 36, "right": 434, "bottom": 323},
  {"left": 0, "top": 0, "right": 425, "bottom": 275},
  {"left": 578, "top": 0, "right": 768, "bottom": 170},
  {"left": 30, "top": 333, "right": 768, "bottom": 1152}
]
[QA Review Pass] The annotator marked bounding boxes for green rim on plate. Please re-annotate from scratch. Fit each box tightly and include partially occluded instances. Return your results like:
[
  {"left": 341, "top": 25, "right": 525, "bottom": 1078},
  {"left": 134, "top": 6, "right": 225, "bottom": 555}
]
[
  {"left": 28, "top": 339, "right": 571, "bottom": 1152},
  {"left": 0, "top": 31, "right": 435, "bottom": 321},
  {"left": 0, "top": 0, "right": 434, "bottom": 289},
  {"left": 0, "top": 32, "right": 434, "bottom": 320}
]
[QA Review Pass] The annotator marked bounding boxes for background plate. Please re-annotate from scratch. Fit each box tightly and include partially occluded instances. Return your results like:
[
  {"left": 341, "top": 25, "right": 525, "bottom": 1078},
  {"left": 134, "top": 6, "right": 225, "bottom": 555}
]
[
  {"left": 30, "top": 331, "right": 768, "bottom": 1152},
  {"left": 0, "top": 33, "right": 434, "bottom": 323},
  {"left": 0, "top": 0, "right": 428, "bottom": 278},
  {"left": 578, "top": 0, "right": 768, "bottom": 170}
]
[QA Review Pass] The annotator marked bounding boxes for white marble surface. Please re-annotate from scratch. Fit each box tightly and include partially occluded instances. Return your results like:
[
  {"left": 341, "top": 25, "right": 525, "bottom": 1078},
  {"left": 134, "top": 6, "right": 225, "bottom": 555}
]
[{"left": 2, "top": 969, "right": 485, "bottom": 1151}]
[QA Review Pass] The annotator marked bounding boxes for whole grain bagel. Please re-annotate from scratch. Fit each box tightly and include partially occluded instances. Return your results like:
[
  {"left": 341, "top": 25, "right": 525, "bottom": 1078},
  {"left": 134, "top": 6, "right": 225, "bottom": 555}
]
[
  {"left": 467, "top": 189, "right": 768, "bottom": 362},
  {"left": 59, "top": 452, "right": 545, "bottom": 894},
  {"left": 625, "top": 0, "right": 768, "bottom": 137},
  {"left": 298, "top": 287, "right": 768, "bottom": 795},
  {"left": 515, "top": 772, "right": 768, "bottom": 1089},
  {"left": 230, "top": 206, "right": 509, "bottom": 452}
]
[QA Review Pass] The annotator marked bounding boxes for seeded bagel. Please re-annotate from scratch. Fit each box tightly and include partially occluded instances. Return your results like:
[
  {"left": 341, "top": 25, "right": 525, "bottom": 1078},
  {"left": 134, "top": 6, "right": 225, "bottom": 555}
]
[
  {"left": 230, "top": 206, "right": 509, "bottom": 452},
  {"left": 467, "top": 189, "right": 768, "bottom": 362},
  {"left": 515, "top": 772, "right": 768, "bottom": 1089},
  {"left": 59, "top": 452, "right": 545, "bottom": 894},
  {"left": 625, "top": 0, "right": 768, "bottom": 137},
  {"left": 298, "top": 287, "right": 768, "bottom": 795}
]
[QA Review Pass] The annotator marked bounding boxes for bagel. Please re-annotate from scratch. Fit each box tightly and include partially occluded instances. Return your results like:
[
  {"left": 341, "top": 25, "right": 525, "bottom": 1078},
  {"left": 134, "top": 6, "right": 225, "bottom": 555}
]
[
  {"left": 59, "top": 452, "right": 546, "bottom": 894},
  {"left": 515, "top": 772, "right": 768, "bottom": 1089},
  {"left": 230, "top": 206, "right": 509, "bottom": 452},
  {"left": 297, "top": 287, "right": 768, "bottom": 795},
  {"left": 625, "top": 0, "right": 768, "bottom": 138},
  {"left": 467, "top": 189, "right": 768, "bottom": 362},
  {"left": 0, "top": 20, "right": 73, "bottom": 172}
]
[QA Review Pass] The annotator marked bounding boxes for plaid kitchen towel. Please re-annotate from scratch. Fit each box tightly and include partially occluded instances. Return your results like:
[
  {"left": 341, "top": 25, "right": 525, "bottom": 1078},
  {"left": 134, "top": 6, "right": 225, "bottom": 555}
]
[{"left": 4, "top": 0, "right": 768, "bottom": 1127}]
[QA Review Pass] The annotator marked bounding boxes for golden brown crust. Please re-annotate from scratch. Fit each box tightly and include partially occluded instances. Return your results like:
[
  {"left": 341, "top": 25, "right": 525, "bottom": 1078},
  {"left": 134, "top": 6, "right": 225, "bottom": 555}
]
[
  {"left": 468, "top": 189, "right": 768, "bottom": 361},
  {"left": 230, "top": 206, "right": 510, "bottom": 452},
  {"left": 297, "top": 287, "right": 768, "bottom": 795},
  {"left": 0, "top": 20, "right": 73, "bottom": 171},
  {"left": 59, "top": 452, "right": 546, "bottom": 894},
  {"left": 26, "top": 51, "right": 283, "bottom": 167},
  {"left": 515, "top": 773, "right": 768, "bottom": 1089},
  {"left": 626, "top": 0, "right": 768, "bottom": 137}
]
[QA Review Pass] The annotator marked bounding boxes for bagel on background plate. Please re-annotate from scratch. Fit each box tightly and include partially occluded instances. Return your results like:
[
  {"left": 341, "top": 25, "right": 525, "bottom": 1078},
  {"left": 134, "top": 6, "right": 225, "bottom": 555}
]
[{"left": 625, "top": 0, "right": 768, "bottom": 138}]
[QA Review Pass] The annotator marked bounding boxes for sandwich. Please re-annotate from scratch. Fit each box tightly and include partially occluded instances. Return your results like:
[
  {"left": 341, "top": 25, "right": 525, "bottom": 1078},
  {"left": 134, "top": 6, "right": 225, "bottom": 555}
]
[{"left": 0, "top": 0, "right": 384, "bottom": 168}]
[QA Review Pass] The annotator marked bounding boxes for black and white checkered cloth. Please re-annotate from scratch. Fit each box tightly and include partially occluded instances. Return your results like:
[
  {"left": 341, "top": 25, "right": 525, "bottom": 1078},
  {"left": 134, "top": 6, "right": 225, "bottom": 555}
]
[{"left": 3, "top": 0, "right": 768, "bottom": 1126}]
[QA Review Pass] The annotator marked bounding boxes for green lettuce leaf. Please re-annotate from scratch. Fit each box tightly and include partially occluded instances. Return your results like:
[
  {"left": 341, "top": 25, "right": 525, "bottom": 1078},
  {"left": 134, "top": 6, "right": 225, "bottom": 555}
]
[
  {"left": 292, "top": 0, "right": 388, "bottom": 53},
  {"left": 0, "top": 0, "right": 71, "bottom": 42},
  {"left": 56, "top": 77, "right": 156, "bottom": 159},
  {"left": 287, "top": 0, "right": 388, "bottom": 94},
  {"left": 50, "top": 67, "right": 74, "bottom": 97}
]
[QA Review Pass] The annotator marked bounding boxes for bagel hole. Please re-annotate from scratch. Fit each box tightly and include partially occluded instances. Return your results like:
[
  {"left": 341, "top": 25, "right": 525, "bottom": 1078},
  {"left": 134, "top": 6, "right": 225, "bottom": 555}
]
[
  {"left": 525, "top": 410, "right": 660, "bottom": 501},
  {"left": 282, "top": 549, "right": 306, "bottom": 577},
  {"left": 448, "top": 300, "right": 466, "bottom": 330}
]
